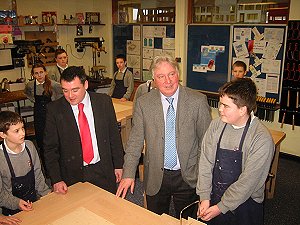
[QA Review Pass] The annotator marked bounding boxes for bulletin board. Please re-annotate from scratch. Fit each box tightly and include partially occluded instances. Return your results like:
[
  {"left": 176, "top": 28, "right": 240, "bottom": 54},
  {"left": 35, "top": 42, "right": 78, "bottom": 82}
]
[
  {"left": 113, "top": 24, "right": 175, "bottom": 81},
  {"left": 232, "top": 25, "right": 286, "bottom": 101},
  {"left": 186, "top": 25, "right": 231, "bottom": 93}
]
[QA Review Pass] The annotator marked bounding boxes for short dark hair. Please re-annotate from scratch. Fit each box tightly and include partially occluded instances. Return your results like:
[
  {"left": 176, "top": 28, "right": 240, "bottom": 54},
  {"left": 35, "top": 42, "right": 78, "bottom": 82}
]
[
  {"left": 219, "top": 78, "right": 257, "bottom": 115},
  {"left": 0, "top": 111, "right": 23, "bottom": 134},
  {"left": 55, "top": 48, "right": 67, "bottom": 58},
  {"left": 60, "top": 66, "right": 87, "bottom": 84},
  {"left": 232, "top": 60, "right": 247, "bottom": 72},
  {"left": 115, "top": 54, "right": 126, "bottom": 62}
]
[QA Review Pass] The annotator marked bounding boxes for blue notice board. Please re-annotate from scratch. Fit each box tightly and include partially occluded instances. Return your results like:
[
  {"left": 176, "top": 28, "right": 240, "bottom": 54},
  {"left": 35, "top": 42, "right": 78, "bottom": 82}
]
[{"left": 187, "top": 25, "right": 231, "bottom": 93}]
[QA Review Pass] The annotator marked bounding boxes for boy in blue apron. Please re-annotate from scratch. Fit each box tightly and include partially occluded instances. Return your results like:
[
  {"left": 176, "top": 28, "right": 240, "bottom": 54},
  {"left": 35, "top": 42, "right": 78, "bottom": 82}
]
[
  {"left": 197, "top": 78, "right": 274, "bottom": 225},
  {"left": 108, "top": 54, "right": 134, "bottom": 101},
  {"left": 0, "top": 111, "right": 50, "bottom": 215}
]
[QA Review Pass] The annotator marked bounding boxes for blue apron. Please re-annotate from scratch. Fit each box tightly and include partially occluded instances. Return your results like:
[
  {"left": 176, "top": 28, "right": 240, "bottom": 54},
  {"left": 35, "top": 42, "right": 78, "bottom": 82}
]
[
  {"left": 209, "top": 117, "right": 263, "bottom": 225},
  {"left": 112, "top": 68, "right": 128, "bottom": 99},
  {"left": 1, "top": 143, "right": 37, "bottom": 215}
]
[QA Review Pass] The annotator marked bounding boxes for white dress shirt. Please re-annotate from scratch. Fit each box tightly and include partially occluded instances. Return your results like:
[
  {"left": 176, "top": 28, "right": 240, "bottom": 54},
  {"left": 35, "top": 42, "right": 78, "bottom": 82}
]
[{"left": 71, "top": 92, "right": 100, "bottom": 165}]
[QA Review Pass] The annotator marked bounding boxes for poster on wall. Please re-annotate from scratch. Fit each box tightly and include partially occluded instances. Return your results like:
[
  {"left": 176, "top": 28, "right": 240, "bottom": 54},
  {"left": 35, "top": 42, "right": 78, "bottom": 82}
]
[
  {"left": 192, "top": 45, "right": 225, "bottom": 73},
  {"left": 232, "top": 25, "right": 286, "bottom": 100}
]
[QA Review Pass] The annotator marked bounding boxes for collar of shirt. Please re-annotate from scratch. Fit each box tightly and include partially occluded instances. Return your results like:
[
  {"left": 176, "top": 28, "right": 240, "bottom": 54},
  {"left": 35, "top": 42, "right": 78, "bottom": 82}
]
[
  {"left": 1, "top": 139, "right": 25, "bottom": 154},
  {"left": 232, "top": 111, "right": 255, "bottom": 129},
  {"left": 36, "top": 80, "right": 45, "bottom": 85},
  {"left": 119, "top": 67, "right": 127, "bottom": 74},
  {"left": 160, "top": 86, "right": 179, "bottom": 113},
  {"left": 57, "top": 64, "right": 68, "bottom": 71}
]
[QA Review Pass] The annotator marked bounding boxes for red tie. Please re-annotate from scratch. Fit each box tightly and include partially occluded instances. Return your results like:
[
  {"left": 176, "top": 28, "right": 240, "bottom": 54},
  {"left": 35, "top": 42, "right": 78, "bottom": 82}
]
[{"left": 78, "top": 103, "right": 94, "bottom": 164}]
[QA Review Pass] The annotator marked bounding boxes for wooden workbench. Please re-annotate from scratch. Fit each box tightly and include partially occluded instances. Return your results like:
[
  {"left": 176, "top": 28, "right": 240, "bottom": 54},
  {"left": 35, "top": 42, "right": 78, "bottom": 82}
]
[
  {"left": 266, "top": 129, "right": 286, "bottom": 199},
  {"left": 15, "top": 182, "right": 205, "bottom": 225}
]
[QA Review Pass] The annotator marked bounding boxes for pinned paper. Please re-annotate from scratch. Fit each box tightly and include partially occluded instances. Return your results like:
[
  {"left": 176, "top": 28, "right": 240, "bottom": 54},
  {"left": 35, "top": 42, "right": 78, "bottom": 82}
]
[
  {"left": 233, "top": 41, "right": 249, "bottom": 58},
  {"left": 252, "top": 27, "right": 264, "bottom": 41}
]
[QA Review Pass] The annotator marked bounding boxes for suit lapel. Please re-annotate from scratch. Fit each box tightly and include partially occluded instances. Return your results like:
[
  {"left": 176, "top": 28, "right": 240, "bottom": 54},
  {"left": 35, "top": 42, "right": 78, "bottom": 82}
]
[
  {"left": 152, "top": 90, "right": 165, "bottom": 137},
  {"left": 61, "top": 98, "right": 81, "bottom": 139},
  {"left": 177, "top": 86, "right": 189, "bottom": 131}
]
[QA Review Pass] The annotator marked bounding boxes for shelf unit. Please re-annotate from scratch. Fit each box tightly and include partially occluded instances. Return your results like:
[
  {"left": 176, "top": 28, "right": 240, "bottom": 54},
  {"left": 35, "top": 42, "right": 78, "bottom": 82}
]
[{"left": 24, "top": 31, "right": 58, "bottom": 67}]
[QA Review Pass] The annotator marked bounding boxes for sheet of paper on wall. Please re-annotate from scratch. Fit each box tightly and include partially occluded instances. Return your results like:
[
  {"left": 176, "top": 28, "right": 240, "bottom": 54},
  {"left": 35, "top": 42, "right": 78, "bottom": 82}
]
[
  {"left": 193, "top": 64, "right": 207, "bottom": 73},
  {"left": 252, "top": 27, "right": 264, "bottom": 41},
  {"left": 133, "top": 26, "right": 140, "bottom": 40},
  {"left": 233, "top": 57, "right": 250, "bottom": 71},
  {"left": 143, "top": 38, "right": 154, "bottom": 48},
  {"left": 133, "top": 68, "right": 141, "bottom": 80},
  {"left": 263, "top": 41, "right": 282, "bottom": 60},
  {"left": 254, "top": 77, "right": 267, "bottom": 97},
  {"left": 143, "top": 58, "right": 152, "bottom": 70},
  {"left": 127, "top": 40, "right": 140, "bottom": 55},
  {"left": 253, "top": 40, "right": 267, "bottom": 54},
  {"left": 154, "top": 49, "right": 163, "bottom": 57},
  {"left": 261, "top": 59, "right": 281, "bottom": 74},
  {"left": 163, "top": 49, "right": 175, "bottom": 59},
  {"left": 200, "top": 46, "right": 216, "bottom": 71},
  {"left": 233, "top": 41, "right": 249, "bottom": 58},
  {"left": 143, "top": 26, "right": 154, "bottom": 38},
  {"left": 234, "top": 27, "right": 251, "bottom": 42},
  {"left": 163, "top": 38, "right": 175, "bottom": 50},
  {"left": 266, "top": 74, "right": 280, "bottom": 94},
  {"left": 253, "top": 56, "right": 263, "bottom": 67},
  {"left": 154, "top": 26, "right": 166, "bottom": 38},
  {"left": 143, "top": 48, "right": 154, "bottom": 59},
  {"left": 264, "top": 28, "right": 284, "bottom": 43},
  {"left": 127, "top": 54, "right": 140, "bottom": 68},
  {"left": 249, "top": 65, "right": 261, "bottom": 78}
]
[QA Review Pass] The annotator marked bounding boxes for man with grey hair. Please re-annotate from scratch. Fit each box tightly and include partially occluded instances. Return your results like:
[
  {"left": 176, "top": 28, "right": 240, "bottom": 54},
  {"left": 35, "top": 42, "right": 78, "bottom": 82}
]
[{"left": 116, "top": 55, "right": 212, "bottom": 218}]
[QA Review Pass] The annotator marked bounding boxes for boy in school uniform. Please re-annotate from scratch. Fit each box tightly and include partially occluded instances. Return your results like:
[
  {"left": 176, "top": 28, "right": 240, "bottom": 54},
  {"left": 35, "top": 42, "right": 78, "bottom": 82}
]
[
  {"left": 0, "top": 111, "right": 50, "bottom": 216},
  {"left": 197, "top": 78, "right": 274, "bottom": 225},
  {"left": 232, "top": 60, "right": 247, "bottom": 79}
]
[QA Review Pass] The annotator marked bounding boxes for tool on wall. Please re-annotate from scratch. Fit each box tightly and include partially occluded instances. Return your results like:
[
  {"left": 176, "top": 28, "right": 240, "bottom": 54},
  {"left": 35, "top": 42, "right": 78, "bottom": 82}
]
[{"left": 279, "top": 20, "right": 300, "bottom": 130}]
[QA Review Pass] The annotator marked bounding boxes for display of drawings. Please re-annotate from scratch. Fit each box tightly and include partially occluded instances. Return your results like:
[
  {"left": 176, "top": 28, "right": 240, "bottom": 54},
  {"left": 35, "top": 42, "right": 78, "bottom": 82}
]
[
  {"left": 232, "top": 25, "right": 286, "bottom": 100},
  {"left": 125, "top": 25, "right": 175, "bottom": 80}
]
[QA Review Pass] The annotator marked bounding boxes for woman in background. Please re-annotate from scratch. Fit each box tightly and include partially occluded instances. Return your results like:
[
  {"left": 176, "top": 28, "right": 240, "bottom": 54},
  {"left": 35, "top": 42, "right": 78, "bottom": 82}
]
[{"left": 24, "top": 63, "right": 62, "bottom": 172}]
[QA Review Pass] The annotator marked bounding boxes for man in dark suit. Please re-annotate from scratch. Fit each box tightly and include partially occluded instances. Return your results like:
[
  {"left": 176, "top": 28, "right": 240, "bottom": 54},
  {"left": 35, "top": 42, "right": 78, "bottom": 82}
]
[
  {"left": 116, "top": 55, "right": 212, "bottom": 219},
  {"left": 43, "top": 66, "right": 124, "bottom": 194}
]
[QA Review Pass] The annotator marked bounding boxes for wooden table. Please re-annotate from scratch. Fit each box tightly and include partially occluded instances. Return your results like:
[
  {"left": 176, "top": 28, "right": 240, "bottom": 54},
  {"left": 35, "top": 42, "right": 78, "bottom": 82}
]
[
  {"left": 15, "top": 182, "right": 205, "bottom": 225},
  {"left": 112, "top": 98, "right": 133, "bottom": 147},
  {"left": 0, "top": 90, "right": 27, "bottom": 114},
  {"left": 265, "top": 129, "right": 286, "bottom": 199}
]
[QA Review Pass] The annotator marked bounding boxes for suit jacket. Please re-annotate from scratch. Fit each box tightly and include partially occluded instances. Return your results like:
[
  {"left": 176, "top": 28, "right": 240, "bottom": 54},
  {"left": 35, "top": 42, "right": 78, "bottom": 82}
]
[
  {"left": 123, "top": 86, "right": 212, "bottom": 196},
  {"left": 43, "top": 92, "right": 124, "bottom": 187}
]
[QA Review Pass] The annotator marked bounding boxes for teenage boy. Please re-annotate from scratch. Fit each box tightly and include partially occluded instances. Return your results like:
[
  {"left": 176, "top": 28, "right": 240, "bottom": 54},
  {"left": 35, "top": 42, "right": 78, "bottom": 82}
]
[
  {"left": 232, "top": 60, "right": 247, "bottom": 79},
  {"left": 197, "top": 78, "right": 274, "bottom": 225},
  {"left": 108, "top": 54, "right": 134, "bottom": 101},
  {"left": 0, "top": 111, "right": 50, "bottom": 215}
]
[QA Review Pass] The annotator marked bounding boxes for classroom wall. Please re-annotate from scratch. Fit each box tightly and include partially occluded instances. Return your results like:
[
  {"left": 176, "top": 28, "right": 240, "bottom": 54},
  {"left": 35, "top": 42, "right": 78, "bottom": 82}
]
[{"left": 0, "top": 0, "right": 114, "bottom": 82}]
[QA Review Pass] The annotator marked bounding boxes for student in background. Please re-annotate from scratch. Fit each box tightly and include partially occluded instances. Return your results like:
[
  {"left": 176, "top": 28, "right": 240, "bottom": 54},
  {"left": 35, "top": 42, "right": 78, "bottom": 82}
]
[
  {"left": 48, "top": 49, "right": 69, "bottom": 82},
  {"left": 108, "top": 54, "right": 134, "bottom": 101},
  {"left": 0, "top": 111, "right": 50, "bottom": 216},
  {"left": 197, "top": 78, "right": 274, "bottom": 225},
  {"left": 133, "top": 79, "right": 156, "bottom": 105},
  {"left": 232, "top": 60, "right": 247, "bottom": 80},
  {"left": 24, "top": 63, "right": 62, "bottom": 170}
]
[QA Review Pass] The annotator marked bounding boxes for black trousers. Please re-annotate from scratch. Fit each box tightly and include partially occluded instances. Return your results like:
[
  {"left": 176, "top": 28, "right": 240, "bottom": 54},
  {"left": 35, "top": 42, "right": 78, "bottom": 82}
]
[
  {"left": 83, "top": 162, "right": 117, "bottom": 194},
  {"left": 146, "top": 169, "right": 198, "bottom": 219}
]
